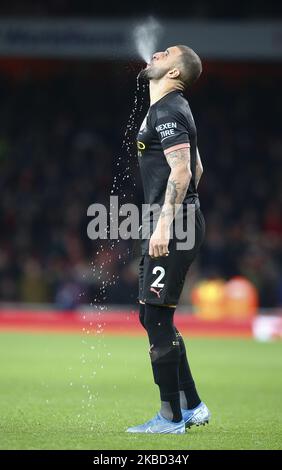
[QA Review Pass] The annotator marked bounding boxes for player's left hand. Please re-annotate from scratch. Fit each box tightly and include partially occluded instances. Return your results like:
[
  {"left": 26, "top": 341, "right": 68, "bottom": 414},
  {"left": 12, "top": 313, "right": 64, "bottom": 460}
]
[{"left": 149, "top": 227, "right": 170, "bottom": 258}]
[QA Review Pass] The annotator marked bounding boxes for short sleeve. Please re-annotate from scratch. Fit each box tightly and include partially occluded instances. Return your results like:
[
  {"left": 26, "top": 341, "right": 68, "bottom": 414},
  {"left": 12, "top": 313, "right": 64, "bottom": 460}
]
[{"left": 154, "top": 107, "right": 190, "bottom": 152}]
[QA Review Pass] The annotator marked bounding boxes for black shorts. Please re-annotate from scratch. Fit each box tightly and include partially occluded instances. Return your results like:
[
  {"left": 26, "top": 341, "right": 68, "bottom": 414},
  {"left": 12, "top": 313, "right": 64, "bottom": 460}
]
[{"left": 138, "top": 208, "right": 205, "bottom": 306}]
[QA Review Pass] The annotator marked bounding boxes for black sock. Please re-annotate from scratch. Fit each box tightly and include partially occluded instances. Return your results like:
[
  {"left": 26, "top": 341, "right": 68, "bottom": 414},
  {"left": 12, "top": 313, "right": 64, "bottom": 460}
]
[
  {"left": 144, "top": 303, "right": 182, "bottom": 423},
  {"left": 175, "top": 327, "right": 201, "bottom": 410}
]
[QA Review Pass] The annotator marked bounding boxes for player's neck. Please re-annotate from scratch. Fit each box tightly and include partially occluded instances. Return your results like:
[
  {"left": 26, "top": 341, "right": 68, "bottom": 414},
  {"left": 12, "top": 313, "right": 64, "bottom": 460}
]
[{"left": 149, "top": 81, "right": 178, "bottom": 106}]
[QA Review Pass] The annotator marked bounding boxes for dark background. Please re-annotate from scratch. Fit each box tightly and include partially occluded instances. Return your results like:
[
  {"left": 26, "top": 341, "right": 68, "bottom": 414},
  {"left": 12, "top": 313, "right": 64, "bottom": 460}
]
[
  {"left": 0, "top": 1, "right": 281, "bottom": 18},
  {"left": 0, "top": 2, "right": 281, "bottom": 309}
]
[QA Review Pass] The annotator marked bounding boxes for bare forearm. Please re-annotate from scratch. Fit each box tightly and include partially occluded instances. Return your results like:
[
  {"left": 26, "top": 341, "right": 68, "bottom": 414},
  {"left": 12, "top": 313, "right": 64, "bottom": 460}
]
[
  {"left": 195, "top": 165, "right": 202, "bottom": 188},
  {"left": 195, "top": 147, "right": 203, "bottom": 188},
  {"left": 158, "top": 169, "right": 191, "bottom": 229},
  {"left": 149, "top": 144, "right": 191, "bottom": 258}
]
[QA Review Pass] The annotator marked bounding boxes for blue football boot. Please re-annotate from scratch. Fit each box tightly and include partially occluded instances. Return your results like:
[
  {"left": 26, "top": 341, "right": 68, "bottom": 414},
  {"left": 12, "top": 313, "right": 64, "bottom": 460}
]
[
  {"left": 126, "top": 412, "right": 185, "bottom": 434},
  {"left": 182, "top": 402, "right": 211, "bottom": 429}
]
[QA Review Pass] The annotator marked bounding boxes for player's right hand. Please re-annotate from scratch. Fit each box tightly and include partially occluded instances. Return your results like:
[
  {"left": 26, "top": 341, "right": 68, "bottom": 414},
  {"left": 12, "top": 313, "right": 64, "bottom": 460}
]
[{"left": 149, "top": 227, "right": 170, "bottom": 258}]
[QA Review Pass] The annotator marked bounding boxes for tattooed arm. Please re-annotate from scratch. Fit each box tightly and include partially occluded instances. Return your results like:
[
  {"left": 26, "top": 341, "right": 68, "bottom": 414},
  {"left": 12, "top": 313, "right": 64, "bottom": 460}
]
[
  {"left": 195, "top": 147, "right": 203, "bottom": 189},
  {"left": 149, "top": 143, "right": 192, "bottom": 258}
]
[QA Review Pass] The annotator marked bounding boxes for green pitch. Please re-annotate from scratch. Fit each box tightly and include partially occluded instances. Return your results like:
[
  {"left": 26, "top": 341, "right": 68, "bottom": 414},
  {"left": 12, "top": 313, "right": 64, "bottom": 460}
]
[{"left": 0, "top": 331, "right": 281, "bottom": 450}]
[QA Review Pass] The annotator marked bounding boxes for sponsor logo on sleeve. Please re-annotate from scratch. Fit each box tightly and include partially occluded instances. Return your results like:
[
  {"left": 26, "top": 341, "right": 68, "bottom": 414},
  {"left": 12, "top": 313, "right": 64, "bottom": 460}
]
[{"left": 156, "top": 122, "right": 177, "bottom": 141}]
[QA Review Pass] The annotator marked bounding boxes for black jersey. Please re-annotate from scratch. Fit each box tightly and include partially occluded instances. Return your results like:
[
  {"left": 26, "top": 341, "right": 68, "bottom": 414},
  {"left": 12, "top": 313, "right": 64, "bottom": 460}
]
[{"left": 137, "top": 90, "right": 199, "bottom": 211}]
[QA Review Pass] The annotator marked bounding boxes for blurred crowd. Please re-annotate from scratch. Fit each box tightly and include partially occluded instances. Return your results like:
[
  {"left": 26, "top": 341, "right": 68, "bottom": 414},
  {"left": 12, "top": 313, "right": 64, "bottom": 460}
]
[{"left": 0, "top": 62, "right": 281, "bottom": 308}]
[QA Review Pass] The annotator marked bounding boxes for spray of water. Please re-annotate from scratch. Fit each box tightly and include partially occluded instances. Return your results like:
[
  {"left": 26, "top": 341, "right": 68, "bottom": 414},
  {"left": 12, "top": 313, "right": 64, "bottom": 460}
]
[
  {"left": 133, "top": 17, "right": 163, "bottom": 63},
  {"left": 76, "top": 77, "right": 146, "bottom": 431},
  {"left": 75, "top": 25, "right": 156, "bottom": 430}
]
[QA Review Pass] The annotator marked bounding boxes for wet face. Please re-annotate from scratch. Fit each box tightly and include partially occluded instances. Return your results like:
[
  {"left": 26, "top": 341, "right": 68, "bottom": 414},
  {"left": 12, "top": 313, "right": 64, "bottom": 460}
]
[{"left": 140, "top": 46, "right": 183, "bottom": 81}]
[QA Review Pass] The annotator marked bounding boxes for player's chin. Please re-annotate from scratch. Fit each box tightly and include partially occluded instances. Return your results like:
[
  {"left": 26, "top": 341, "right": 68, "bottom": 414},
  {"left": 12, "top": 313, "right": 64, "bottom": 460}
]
[
  {"left": 139, "top": 68, "right": 150, "bottom": 80},
  {"left": 140, "top": 63, "right": 156, "bottom": 80}
]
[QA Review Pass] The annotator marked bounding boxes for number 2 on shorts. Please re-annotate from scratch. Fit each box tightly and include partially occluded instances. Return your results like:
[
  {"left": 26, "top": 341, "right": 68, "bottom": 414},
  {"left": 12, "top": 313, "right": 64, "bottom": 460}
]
[{"left": 151, "top": 266, "right": 165, "bottom": 288}]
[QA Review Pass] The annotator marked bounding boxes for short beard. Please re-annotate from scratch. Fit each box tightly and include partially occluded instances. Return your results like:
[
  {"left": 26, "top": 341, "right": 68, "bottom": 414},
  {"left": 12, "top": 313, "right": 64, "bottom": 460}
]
[{"left": 139, "top": 64, "right": 169, "bottom": 82}]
